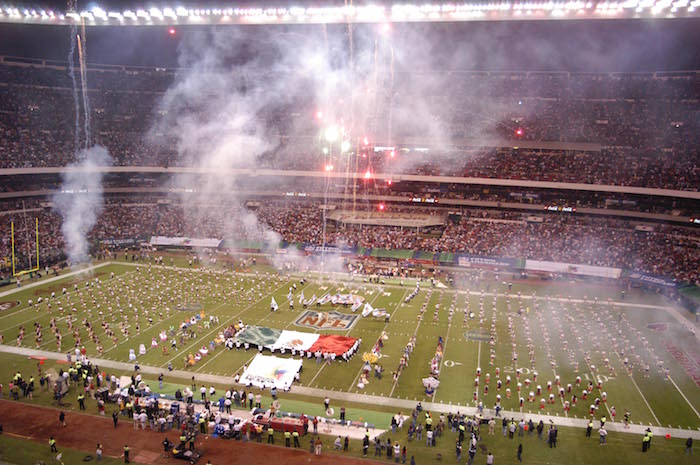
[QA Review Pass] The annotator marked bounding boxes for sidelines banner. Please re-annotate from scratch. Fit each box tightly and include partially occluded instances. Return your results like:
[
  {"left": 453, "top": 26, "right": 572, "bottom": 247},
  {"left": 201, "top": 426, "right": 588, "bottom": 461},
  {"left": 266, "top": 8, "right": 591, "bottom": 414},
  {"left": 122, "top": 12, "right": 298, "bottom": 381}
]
[
  {"left": 309, "top": 335, "right": 357, "bottom": 355},
  {"left": 150, "top": 236, "right": 222, "bottom": 248},
  {"left": 234, "top": 326, "right": 283, "bottom": 349},
  {"left": 100, "top": 238, "right": 139, "bottom": 247},
  {"left": 624, "top": 271, "right": 678, "bottom": 288},
  {"left": 302, "top": 244, "right": 355, "bottom": 255},
  {"left": 457, "top": 254, "right": 525, "bottom": 269},
  {"left": 239, "top": 354, "right": 302, "bottom": 390},
  {"left": 525, "top": 260, "right": 621, "bottom": 279},
  {"left": 271, "top": 330, "right": 320, "bottom": 351}
]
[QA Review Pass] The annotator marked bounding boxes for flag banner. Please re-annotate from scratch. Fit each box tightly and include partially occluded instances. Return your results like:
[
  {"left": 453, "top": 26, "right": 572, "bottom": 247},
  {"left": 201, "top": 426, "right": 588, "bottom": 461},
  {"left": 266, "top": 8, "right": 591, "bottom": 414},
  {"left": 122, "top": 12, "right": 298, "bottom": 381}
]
[
  {"left": 271, "top": 330, "right": 321, "bottom": 351},
  {"left": 239, "top": 354, "right": 302, "bottom": 390},
  {"left": 298, "top": 290, "right": 305, "bottom": 304},
  {"left": 331, "top": 294, "right": 365, "bottom": 306},
  {"left": 294, "top": 310, "right": 359, "bottom": 331},
  {"left": 271, "top": 297, "right": 279, "bottom": 312},
  {"left": 371, "top": 308, "right": 388, "bottom": 318},
  {"left": 234, "top": 326, "right": 283, "bottom": 349},
  {"left": 362, "top": 303, "right": 374, "bottom": 317},
  {"left": 308, "top": 335, "right": 358, "bottom": 355}
]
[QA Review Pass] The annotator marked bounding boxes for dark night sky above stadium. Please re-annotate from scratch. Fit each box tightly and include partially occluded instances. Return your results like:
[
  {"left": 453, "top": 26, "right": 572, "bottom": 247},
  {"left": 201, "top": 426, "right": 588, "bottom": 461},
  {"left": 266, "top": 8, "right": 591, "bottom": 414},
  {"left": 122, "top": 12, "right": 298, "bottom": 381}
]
[{"left": 0, "top": 1, "right": 698, "bottom": 71}]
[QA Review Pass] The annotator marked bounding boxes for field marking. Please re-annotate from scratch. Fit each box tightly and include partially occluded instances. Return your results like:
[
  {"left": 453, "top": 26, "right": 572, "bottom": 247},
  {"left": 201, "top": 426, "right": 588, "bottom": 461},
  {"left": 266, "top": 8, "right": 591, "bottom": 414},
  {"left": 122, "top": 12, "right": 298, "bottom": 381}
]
[
  {"left": 0, "top": 261, "right": 113, "bottom": 300},
  {"left": 431, "top": 292, "right": 460, "bottom": 402},
  {"left": 628, "top": 372, "right": 662, "bottom": 426},
  {"left": 667, "top": 375, "right": 700, "bottom": 421},
  {"left": 41, "top": 267, "right": 231, "bottom": 354},
  {"left": 0, "top": 266, "right": 136, "bottom": 332},
  {"left": 593, "top": 302, "right": 662, "bottom": 427},
  {"left": 3, "top": 342, "right": 699, "bottom": 440},
  {"left": 388, "top": 289, "right": 441, "bottom": 398},
  {"left": 309, "top": 285, "right": 386, "bottom": 390},
  {"left": 159, "top": 277, "right": 292, "bottom": 369},
  {"left": 346, "top": 288, "right": 410, "bottom": 393},
  {"left": 304, "top": 284, "right": 377, "bottom": 388},
  {"left": 198, "top": 281, "right": 323, "bottom": 373}
]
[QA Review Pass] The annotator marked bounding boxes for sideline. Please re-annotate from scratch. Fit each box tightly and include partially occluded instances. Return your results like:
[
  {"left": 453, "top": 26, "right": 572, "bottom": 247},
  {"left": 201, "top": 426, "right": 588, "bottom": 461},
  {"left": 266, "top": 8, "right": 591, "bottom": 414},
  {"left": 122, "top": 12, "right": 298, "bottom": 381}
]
[
  {"left": 0, "top": 261, "right": 112, "bottom": 299},
  {"left": 1, "top": 344, "right": 698, "bottom": 440}
]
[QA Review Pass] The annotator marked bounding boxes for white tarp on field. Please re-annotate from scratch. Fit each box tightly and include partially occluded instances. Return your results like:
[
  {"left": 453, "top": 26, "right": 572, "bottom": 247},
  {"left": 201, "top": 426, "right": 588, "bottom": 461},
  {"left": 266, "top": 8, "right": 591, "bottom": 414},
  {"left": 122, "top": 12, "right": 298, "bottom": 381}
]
[
  {"left": 239, "top": 354, "right": 302, "bottom": 390},
  {"left": 270, "top": 330, "right": 320, "bottom": 351}
]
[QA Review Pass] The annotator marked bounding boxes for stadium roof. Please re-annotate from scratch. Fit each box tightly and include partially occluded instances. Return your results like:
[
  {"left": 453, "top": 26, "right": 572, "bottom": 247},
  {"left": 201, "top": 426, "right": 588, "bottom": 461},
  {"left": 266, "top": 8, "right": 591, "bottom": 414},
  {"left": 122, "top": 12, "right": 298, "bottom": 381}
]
[{"left": 1, "top": 1, "right": 698, "bottom": 26}]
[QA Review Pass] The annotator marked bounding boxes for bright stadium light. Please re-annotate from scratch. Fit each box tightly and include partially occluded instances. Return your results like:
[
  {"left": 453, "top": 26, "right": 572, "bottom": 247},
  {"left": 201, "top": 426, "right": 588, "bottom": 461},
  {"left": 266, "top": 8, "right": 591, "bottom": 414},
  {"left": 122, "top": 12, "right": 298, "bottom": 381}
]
[
  {"left": 0, "top": 1, "right": 697, "bottom": 24},
  {"left": 324, "top": 126, "right": 339, "bottom": 143},
  {"left": 341, "top": 140, "right": 351, "bottom": 152}
]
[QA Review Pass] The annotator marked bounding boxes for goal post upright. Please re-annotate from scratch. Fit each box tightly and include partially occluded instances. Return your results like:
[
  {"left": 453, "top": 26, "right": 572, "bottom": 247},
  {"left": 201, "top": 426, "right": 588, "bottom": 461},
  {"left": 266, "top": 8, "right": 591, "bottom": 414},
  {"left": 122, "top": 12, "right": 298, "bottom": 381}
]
[{"left": 10, "top": 217, "right": 40, "bottom": 277}]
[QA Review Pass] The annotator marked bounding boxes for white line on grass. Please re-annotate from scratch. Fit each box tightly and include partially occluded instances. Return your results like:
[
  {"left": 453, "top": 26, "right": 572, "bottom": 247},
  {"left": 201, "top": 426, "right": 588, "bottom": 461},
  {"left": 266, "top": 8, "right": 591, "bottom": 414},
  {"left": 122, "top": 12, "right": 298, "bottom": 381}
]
[
  {"left": 47, "top": 267, "right": 230, "bottom": 354},
  {"left": 198, "top": 282, "right": 323, "bottom": 372},
  {"left": 0, "top": 261, "right": 113, "bottom": 301},
  {"left": 346, "top": 288, "right": 410, "bottom": 393},
  {"left": 388, "top": 289, "right": 437, "bottom": 398},
  {"left": 598, "top": 302, "right": 662, "bottom": 426},
  {"left": 667, "top": 375, "right": 700, "bottom": 421},
  {"left": 0, "top": 268, "right": 138, "bottom": 334},
  {"left": 161, "top": 278, "right": 292, "bottom": 369},
  {"left": 305, "top": 284, "right": 376, "bottom": 388},
  {"left": 431, "top": 292, "right": 459, "bottom": 402}
]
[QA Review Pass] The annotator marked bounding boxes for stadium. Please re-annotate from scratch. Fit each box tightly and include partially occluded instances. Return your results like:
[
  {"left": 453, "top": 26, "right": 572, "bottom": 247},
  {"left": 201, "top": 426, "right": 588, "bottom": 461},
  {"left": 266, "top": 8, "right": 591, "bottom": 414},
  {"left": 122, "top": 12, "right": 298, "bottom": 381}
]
[{"left": 0, "top": 1, "right": 698, "bottom": 464}]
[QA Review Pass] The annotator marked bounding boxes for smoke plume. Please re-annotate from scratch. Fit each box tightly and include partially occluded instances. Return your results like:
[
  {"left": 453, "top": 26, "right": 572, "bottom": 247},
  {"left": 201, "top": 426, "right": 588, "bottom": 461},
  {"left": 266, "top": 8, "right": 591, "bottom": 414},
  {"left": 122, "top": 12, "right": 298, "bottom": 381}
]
[{"left": 53, "top": 146, "right": 112, "bottom": 264}]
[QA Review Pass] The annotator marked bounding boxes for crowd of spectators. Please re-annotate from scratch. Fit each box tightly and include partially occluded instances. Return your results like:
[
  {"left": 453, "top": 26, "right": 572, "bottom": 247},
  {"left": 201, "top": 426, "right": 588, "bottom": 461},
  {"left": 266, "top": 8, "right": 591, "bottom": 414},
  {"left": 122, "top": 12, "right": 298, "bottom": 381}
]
[
  {"left": 3, "top": 200, "right": 696, "bottom": 285},
  {"left": 0, "top": 62, "right": 698, "bottom": 192},
  {"left": 0, "top": 61, "right": 697, "bottom": 283}
]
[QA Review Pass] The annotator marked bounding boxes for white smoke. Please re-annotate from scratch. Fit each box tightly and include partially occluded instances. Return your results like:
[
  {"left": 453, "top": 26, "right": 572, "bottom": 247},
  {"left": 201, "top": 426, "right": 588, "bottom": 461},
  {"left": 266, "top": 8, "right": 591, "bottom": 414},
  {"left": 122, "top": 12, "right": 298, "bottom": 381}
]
[{"left": 53, "top": 146, "right": 112, "bottom": 264}]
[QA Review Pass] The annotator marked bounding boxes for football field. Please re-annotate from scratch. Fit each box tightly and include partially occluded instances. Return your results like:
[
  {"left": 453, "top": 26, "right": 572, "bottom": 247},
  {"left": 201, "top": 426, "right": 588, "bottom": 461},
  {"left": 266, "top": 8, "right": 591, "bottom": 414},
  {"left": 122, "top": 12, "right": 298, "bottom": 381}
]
[{"left": 1, "top": 259, "right": 698, "bottom": 431}]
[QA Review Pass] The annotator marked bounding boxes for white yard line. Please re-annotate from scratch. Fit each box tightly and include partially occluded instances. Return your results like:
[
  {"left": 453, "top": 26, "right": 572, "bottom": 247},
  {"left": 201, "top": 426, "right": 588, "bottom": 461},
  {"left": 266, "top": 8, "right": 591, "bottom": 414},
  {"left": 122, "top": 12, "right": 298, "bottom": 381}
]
[
  {"left": 388, "top": 290, "right": 438, "bottom": 398},
  {"left": 0, "top": 261, "right": 112, "bottom": 300},
  {"left": 431, "top": 292, "right": 459, "bottom": 402},
  {"left": 667, "top": 375, "right": 700, "bottom": 421},
  {"left": 161, "top": 278, "right": 292, "bottom": 368},
  {"left": 198, "top": 282, "right": 323, "bottom": 373},
  {"left": 0, "top": 264, "right": 133, "bottom": 326},
  {"left": 597, "top": 303, "right": 663, "bottom": 427},
  {"left": 46, "top": 268, "right": 221, "bottom": 353},
  {"left": 346, "top": 288, "right": 409, "bottom": 393},
  {"left": 628, "top": 373, "right": 662, "bottom": 426}
]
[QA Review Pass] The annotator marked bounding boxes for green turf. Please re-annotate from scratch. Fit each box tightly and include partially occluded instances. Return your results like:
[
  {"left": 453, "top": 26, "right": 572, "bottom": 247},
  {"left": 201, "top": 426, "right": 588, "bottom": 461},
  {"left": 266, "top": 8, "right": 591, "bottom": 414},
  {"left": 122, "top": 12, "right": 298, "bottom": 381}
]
[
  {"left": 1, "top": 259, "right": 698, "bottom": 432},
  {"left": 0, "top": 350, "right": 698, "bottom": 465},
  {"left": 0, "top": 434, "right": 124, "bottom": 465}
]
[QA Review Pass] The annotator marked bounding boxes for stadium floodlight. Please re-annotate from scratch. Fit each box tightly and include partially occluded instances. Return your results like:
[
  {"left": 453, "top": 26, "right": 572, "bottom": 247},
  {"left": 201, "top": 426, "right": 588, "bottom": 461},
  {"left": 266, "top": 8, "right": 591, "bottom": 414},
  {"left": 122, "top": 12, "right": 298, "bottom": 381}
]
[
  {"left": 0, "top": 1, "right": 697, "bottom": 24},
  {"left": 341, "top": 141, "right": 351, "bottom": 152},
  {"left": 149, "top": 8, "right": 164, "bottom": 20},
  {"left": 324, "top": 126, "right": 339, "bottom": 143}
]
